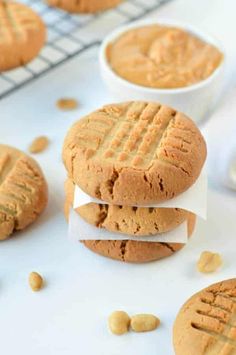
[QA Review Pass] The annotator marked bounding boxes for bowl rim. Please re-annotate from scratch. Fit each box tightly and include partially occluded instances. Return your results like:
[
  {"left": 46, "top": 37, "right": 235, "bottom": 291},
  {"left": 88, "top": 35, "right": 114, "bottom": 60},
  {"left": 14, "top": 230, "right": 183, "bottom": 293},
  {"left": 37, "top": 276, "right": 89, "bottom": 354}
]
[{"left": 99, "top": 18, "right": 225, "bottom": 95}]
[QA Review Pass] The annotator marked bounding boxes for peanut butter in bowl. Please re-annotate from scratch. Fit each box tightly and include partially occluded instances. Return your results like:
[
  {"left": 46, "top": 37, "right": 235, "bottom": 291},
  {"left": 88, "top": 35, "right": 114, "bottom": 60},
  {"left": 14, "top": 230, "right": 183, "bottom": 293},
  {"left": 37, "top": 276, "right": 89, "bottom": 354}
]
[{"left": 106, "top": 25, "right": 223, "bottom": 89}]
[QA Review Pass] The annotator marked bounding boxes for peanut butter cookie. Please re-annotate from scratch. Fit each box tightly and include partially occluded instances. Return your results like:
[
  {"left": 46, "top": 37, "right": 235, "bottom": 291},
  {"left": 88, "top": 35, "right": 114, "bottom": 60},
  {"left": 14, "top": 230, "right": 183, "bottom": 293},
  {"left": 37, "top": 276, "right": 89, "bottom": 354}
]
[
  {"left": 47, "top": 0, "right": 121, "bottom": 13},
  {"left": 64, "top": 178, "right": 189, "bottom": 236},
  {"left": 0, "top": 144, "right": 48, "bottom": 240},
  {"left": 82, "top": 211, "right": 195, "bottom": 263},
  {"left": 0, "top": 1, "right": 46, "bottom": 71},
  {"left": 64, "top": 184, "right": 196, "bottom": 263},
  {"left": 173, "top": 279, "right": 236, "bottom": 355},
  {"left": 63, "top": 101, "right": 207, "bottom": 205}
]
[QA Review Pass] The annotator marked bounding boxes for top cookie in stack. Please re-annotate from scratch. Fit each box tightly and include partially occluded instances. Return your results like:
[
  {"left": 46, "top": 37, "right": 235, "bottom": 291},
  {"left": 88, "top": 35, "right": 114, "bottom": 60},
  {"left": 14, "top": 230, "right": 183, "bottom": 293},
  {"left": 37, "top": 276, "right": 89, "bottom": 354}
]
[{"left": 63, "top": 101, "right": 206, "bottom": 206}]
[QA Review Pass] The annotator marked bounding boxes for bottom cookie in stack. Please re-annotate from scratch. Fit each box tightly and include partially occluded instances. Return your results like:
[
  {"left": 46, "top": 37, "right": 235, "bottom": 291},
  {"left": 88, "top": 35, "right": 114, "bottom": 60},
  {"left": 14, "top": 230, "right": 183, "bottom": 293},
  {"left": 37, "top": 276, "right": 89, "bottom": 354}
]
[
  {"left": 64, "top": 179, "right": 196, "bottom": 263},
  {"left": 47, "top": 0, "right": 122, "bottom": 13}
]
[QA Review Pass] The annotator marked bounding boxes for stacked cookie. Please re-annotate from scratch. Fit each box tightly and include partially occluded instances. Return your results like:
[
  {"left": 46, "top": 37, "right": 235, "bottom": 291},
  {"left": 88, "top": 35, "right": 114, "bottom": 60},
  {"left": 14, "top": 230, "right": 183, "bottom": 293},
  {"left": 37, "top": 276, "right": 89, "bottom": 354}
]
[
  {"left": 0, "top": 144, "right": 48, "bottom": 240},
  {"left": 62, "top": 101, "right": 206, "bottom": 263}
]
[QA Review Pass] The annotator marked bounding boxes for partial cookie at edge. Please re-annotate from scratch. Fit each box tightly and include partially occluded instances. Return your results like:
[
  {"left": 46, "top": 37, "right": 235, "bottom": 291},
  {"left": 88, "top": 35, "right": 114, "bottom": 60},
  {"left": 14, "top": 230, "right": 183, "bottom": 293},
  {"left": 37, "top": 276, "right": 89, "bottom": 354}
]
[
  {"left": 0, "top": 144, "right": 48, "bottom": 240},
  {"left": 173, "top": 278, "right": 236, "bottom": 355},
  {"left": 0, "top": 2, "right": 46, "bottom": 71}
]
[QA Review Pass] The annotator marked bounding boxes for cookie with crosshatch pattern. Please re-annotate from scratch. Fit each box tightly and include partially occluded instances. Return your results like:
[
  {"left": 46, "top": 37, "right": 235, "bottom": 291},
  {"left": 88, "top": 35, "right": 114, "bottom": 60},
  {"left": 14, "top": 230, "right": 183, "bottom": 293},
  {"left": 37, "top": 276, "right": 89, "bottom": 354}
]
[
  {"left": 0, "top": 144, "right": 48, "bottom": 240},
  {"left": 47, "top": 0, "right": 122, "bottom": 13},
  {"left": 63, "top": 101, "right": 207, "bottom": 206},
  {"left": 173, "top": 279, "right": 236, "bottom": 355},
  {"left": 0, "top": 1, "right": 46, "bottom": 71}
]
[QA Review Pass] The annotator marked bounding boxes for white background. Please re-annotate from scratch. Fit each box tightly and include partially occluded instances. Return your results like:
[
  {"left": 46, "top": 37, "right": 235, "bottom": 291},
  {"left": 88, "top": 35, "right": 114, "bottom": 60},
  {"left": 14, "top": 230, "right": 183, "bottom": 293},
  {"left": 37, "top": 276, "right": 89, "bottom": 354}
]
[{"left": 1, "top": 0, "right": 236, "bottom": 354}]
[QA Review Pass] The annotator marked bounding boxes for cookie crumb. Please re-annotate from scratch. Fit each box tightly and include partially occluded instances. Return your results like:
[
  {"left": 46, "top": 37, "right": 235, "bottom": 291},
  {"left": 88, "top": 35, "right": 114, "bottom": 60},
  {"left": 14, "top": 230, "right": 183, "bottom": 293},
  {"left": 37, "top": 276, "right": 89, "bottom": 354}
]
[
  {"left": 197, "top": 251, "right": 222, "bottom": 273},
  {"left": 29, "top": 272, "right": 44, "bottom": 291},
  {"left": 56, "top": 98, "right": 78, "bottom": 111},
  {"left": 130, "top": 314, "right": 160, "bottom": 332},
  {"left": 108, "top": 311, "right": 130, "bottom": 335},
  {"left": 29, "top": 136, "right": 49, "bottom": 154}
]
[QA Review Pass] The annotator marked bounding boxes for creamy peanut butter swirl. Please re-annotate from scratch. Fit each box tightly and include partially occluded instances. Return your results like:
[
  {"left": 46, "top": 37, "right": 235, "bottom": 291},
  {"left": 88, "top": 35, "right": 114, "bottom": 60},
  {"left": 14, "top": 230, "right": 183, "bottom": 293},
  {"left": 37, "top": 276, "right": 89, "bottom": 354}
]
[{"left": 107, "top": 25, "right": 223, "bottom": 89}]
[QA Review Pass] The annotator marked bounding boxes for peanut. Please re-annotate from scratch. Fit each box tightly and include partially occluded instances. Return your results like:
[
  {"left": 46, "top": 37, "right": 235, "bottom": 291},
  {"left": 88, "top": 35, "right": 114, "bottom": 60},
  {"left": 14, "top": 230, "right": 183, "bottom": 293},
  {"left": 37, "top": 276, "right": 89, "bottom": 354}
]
[
  {"left": 29, "top": 272, "right": 44, "bottom": 291},
  {"left": 130, "top": 314, "right": 160, "bottom": 333},
  {"left": 197, "top": 251, "right": 222, "bottom": 273},
  {"left": 108, "top": 311, "right": 130, "bottom": 335},
  {"left": 29, "top": 136, "right": 49, "bottom": 154},
  {"left": 56, "top": 98, "right": 78, "bottom": 111}
]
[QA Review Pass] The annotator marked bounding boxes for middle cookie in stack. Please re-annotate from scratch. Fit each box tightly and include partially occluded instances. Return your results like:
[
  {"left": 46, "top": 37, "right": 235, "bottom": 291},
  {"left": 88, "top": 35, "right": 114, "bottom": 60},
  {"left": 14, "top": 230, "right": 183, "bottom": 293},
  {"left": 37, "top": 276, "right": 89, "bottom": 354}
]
[{"left": 63, "top": 101, "right": 207, "bottom": 263}]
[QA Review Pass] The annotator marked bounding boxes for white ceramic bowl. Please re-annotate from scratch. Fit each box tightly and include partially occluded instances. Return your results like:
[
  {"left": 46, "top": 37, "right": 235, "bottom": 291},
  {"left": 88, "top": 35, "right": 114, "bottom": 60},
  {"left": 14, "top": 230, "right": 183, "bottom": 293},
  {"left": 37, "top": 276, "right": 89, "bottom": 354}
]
[{"left": 99, "top": 19, "right": 225, "bottom": 123}]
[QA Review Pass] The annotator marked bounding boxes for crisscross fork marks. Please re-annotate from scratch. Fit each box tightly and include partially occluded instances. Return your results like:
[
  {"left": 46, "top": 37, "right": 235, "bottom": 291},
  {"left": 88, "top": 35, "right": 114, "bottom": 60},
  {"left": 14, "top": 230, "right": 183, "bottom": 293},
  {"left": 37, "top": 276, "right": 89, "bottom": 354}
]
[
  {"left": 0, "top": 2, "right": 39, "bottom": 45},
  {"left": 76, "top": 102, "right": 146, "bottom": 160},
  {"left": 0, "top": 2, "right": 22, "bottom": 43},
  {"left": 123, "top": 102, "right": 162, "bottom": 166},
  {"left": 74, "top": 112, "right": 117, "bottom": 156},
  {"left": 155, "top": 117, "right": 194, "bottom": 175},
  {"left": 96, "top": 102, "right": 177, "bottom": 168},
  {"left": 191, "top": 292, "right": 236, "bottom": 354},
  {"left": 0, "top": 156, "right": 43, "bottom": 225},
  {"left": 0, "top": 3, "right": 14, "bottom": 44},
  {"left": 101, "top": 102, "right": 149, "bottom": 161},
  {"left": 104, "top": 102, "right": 154, "bottom": 163},
  {"left": 64, "top": 101, "right": 206, "bottom": 205},
  {"left": 71, "top": 102, "right": 192, "bottom": 170},
  {"left": 0, "top": 152, "right": 21, "bottom": 188}
]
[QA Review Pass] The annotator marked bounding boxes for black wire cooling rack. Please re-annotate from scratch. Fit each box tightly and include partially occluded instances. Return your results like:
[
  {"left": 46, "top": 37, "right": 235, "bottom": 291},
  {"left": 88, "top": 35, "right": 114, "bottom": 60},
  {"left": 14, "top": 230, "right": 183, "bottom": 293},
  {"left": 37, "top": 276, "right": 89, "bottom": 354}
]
[{"left": 0, "top": 0, "right": 171, "bottom": 99}]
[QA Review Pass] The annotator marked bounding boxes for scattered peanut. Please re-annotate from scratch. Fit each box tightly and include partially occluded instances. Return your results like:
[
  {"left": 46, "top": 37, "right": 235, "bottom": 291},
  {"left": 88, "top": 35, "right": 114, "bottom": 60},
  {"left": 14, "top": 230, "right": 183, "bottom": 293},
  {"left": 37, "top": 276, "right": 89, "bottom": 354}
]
[
  {"left": 29, "top": 136, "right": 49, "bottom": 154},
  {"left": 130, "top": 314, "right": 160, "bottom": 333},
  {"left": 29, "top": 272, "right": 44, "bottom": 291},
  {"left": 56, "top": 98, "right": 78, "bottom": 111},
  {"left": 197, "top": 251, "right": 222, "bottom": 273},
  {"left": 108, "top": 311, "right": 130, "bottom": 335}
]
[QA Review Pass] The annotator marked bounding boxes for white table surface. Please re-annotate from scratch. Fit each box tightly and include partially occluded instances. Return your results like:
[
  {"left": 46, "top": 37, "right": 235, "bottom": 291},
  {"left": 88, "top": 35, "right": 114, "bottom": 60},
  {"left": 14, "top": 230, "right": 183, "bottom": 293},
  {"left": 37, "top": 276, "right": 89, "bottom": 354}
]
[{"left": 1, "top": 0, "right": 236, "bottom": 354}]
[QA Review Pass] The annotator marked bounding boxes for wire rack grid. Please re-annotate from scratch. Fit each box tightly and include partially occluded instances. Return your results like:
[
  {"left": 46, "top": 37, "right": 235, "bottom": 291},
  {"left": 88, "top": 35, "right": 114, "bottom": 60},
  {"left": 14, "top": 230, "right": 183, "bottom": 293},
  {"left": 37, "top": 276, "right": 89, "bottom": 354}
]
[{"left": 0, "top": 0, "right": 171, "bottom": 100}]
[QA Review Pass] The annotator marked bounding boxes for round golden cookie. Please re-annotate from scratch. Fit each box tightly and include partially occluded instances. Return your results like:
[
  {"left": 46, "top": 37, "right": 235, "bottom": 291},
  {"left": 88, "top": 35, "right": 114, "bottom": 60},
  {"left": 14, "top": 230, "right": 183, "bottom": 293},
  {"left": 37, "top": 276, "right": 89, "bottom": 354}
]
[
  {"left": 64, "top": 179, "right": 196, "bottom": 262},
  {"left": 63, "top": 101, "right": 207, "bottom": 206},
  {"left": 0, "top": 144, "right": 48, "bottom": 240},
  {"left": 64, "top": 178, "right": 189, "bottom": 236},
  {"left": 173, "top": 279, "right": 236, "bottom": 355},
  {"left": 0, "top": 2, "right": 46, "bottom": 72},
  {"left": 47, "top": 0, "right": 121, "bottom": 13},
  {"left": 82, "top": 213, "right": 195, "bottom": 263}
]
